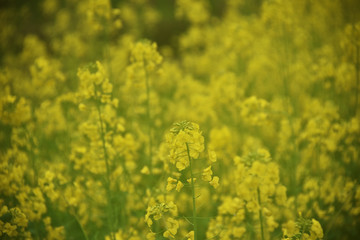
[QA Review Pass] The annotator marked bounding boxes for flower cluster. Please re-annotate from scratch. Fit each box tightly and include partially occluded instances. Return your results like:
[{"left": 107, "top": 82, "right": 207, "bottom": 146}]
[
  {"left": 207, "top": 149, "right": 291, "bottom": 239},
  {"left": 282, "top": 215, "right": 324, "bottom": 240},
  {"left": 166, "top": 121, "right": 204, "bottom": 171},
  {"left": 0, "top": 206, "right": 30, "bottom": 239},
  {"left": 145, "top": 196, "right": 178, "bottom": 239}
]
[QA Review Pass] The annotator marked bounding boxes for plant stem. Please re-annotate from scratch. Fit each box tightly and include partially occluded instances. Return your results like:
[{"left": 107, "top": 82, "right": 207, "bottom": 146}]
[
  {"left": 96, "top": 101, "right": 111, "bottom": 189},
  {"left": 280, "top": 23, "right": 299, "bottom": 214},
  {"left": 24, "top": 127, "right": 38, "bottom": 186},
  {"left": 95, "top": 94, "right": 115, "bottom": 240},
  {"left": 73, "top": 213, "right": 90, "bottom": 240},
  {"left": 186, "top": 142, "right": 198, "bottom": 240},
  {"left": 145, "top": 69, "right": 153, "bottom": 173},
  {"left": 355, "top": 44, "right": 359, "bottom": 116},
  {"left": 257, "top": 187, "right": 265, "bottom": 240}
]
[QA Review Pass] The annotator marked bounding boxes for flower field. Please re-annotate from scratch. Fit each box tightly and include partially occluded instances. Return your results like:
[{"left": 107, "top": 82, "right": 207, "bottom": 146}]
[{"left": 1, "top": 0, "right": 360, "bottom": 239}]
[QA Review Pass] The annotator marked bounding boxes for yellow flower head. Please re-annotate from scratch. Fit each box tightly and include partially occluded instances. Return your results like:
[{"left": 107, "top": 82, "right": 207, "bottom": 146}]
[
  {"left": 210, "top": 176, "right": 220, "bottom": 189},
  {"left": 166, "top": 121, "right": 204, "bottom": 171},
  {"left": 202, "top": 166, "right": 213, "bottom": 182}
]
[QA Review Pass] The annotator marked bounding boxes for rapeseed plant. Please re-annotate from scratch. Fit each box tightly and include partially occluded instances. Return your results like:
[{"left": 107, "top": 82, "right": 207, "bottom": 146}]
[
  {"left": 161, "top": 121, "right": 218, "bottom": 239},
  {"left": 1, "top": 0, "right": 360, "bottom": 239}
]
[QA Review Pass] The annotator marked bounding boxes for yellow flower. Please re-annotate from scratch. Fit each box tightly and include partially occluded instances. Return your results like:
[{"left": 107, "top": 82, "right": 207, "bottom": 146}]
[
  {"left": 311, "top": 219, "right": 324, "bottom": 239},
  {"left": 258, "top": 148, "right": 271, "bottom": 162},
  {"left": 10, "top": 207, "right": 28, "bottom": 228},
  {"left": 187, "top": 178, "right": 196, "bottom": 183},
  {"left": 163, "top": 217, "right": 179, "bottom": 238},
  {"left": 166, "top": 177, "right": 177, "bottom": 192},
  {"left": 78, "top": 103, "right": 87, "bottom": 111},
  {"left": 166, "top": 121, "right": 204, "bottom": 171},
  {"left": 145, "top": 213, "right": 153, "bottom": 227},
  {"left": 3, "top": 222, "right": 17, "bottom": 237},
  {"left": 282, "top": 220, "right": 297, "bottom": 238},
  {"left": 141, "top": 166, "right": 150, "bottom": 175},
  {"left": 208, "top": 149, "right": 217, "bottom": 162},
  {"left": 145, "top": 201, "right": 178, "bottom": 228},
  {"left": 186, "top": 231, "right": 194, "bottom": 240},
  {"left": 146, "top": 232, "right": 156, "bottom": 240},
  {"left": 202, "top": 166, "right": 213, "bottom": 182},
  {"left": 176, "top": 181, "right": 184, "bottom": 192},
  {"left": 210, "top": 176, "right": 219, "bottom": 189},
  {"left": 232, "top": 226, "right": 246, "bottom": 238},
  {"left": 175, "top": 160, "right": 187, "bottom": 171}
]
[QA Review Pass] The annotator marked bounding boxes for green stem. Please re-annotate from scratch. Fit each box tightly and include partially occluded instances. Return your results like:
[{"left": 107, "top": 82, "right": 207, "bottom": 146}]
[
  {"left": 145, "top": 69, "right": 153, "bottom": 173},
  {"left": 94, "top": 88, "right": 112, "bottom": 186},
  {"left": 257, "top": 187, "right": 265, "bottom": 240},
  {"left": 95, "top": 94, "right": 115, "bottom": 240},
  {"left": 24, "top": 127, "right": 38, "bottom": 186},
  {"left": 324, "top": 183, "right": 356, "bottom": 238},
  {"left": 280, "top": 23, "right": 299, "bottom": 214},
  {"left": 62, "top": 195, "right": 90, "bottom": 240},
  {"left": 186, "top": 143, "right": 198, "bottom": 240},
  {"left": 73, "top": 213, "right": 90, "bottom": 240},
  {"left": 355, "top": 44, "right": 359, "bottom": 116}
]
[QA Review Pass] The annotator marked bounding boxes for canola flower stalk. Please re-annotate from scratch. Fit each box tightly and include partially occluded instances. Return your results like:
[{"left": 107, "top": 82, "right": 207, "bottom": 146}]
[
  {"left": 127, "top": 41, "right": 162, "bottom": 174},
  {"left": 95, "top": 97, "right": 116, "bottom": 240},
  {"left": 164, "top": 120, "right": 214, "bottom": 240},
  {"left": 145, "top": 67, "right": 153, "bottom": 173},
  {"left": 186, "top": 142, "right": 198, "bottom": 240},
  {"left": 356, "top": 44, "right": 359, "bottom": 116},
  {"left": 257, "top": 187, "right": 265, "bottom": 240},
  {"left": 77, "top": 61, "right": 119, "bottom": 240}
]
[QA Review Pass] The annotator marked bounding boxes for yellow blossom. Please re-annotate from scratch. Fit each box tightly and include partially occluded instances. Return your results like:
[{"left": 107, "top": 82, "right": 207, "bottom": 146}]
[
  {"left": 141, "top": 166, "right": 150, "bottom": 175},
  {"left": 176, "top": 181, "right": 184, "bottom": 192},
  {"left": 311, "top": 219, "right": 324, "bottom": 239},
  {"left": 208, "top": 149, "right": 217, "bottom": 162},
  {"left": 209, "top": 176, "right": 219, "bottom": 189},
  {"left": 202, "top": 166, "right": 213, "bottom": 182},
  {"left": 166, "top": 177, "right": 177, "bottom": 192},
  {"left": 186, "top": 231, "right": 194, "bottom": 240}
]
